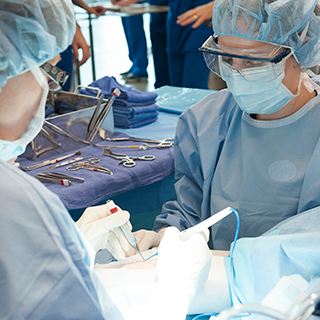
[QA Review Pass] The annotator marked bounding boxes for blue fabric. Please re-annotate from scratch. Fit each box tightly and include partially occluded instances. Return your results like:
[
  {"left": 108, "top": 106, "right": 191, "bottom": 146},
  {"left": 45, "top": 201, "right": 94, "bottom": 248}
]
[
  {"left": 114, "top": 111, "right": 159, "bottom": 121},
  {"left": 121, "top": 15, "right": 148, "bottom": 77},
  {"left": 115, "top": 115, "right": 159, "bottom": 128},
  {"left": 18, "top": 123, "right": 175, "bottom": 210},
  {"left": 115, "top": 111, "right": 179, "bottom": 141},
  {"left": 166, "top": 0, "right": 213, "bottom": 88},
  {"left": 0, "top": 160, "right": 124, "bottom": 319},
  {"left": 168, "top": 50, "right": 210, "bottom": 89},
  {"left": 149, "top": 0, "right": 170, "bottom": 88},
  {"left": 57, "top": 45, "right": 73, "bottom": 91},
  {"left": 80, "top": 76, "right": 158, "bottom": 102},
  {"left": 213, "top": 0, "right": 320, "bottom": 68},
  {"left": 113, "top": 103, "right": 159, "bottom": 115},
  {"left": 154, "top": 85, "right": 215, "bottom": 114},
  {"left": 113, "top": 99, "right": 157, "bottom": 108},
  {"left": 230, "top": 207, "right": 320, "bottom": 305},
  {"left": 154, "top": 80, "right": 320, "bottom": 250}
]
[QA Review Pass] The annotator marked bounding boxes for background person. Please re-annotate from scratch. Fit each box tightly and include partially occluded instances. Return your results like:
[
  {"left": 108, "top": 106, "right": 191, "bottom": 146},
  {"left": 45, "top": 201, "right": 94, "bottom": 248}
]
[{"left": 113, "top": 0, "right": 213, "bottom": 89}]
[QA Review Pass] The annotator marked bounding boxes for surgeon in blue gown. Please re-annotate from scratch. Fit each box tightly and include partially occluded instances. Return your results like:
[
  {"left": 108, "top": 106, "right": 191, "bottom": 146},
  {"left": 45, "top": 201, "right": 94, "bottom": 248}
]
[
  {"left": 125, "top": 0, "right": 320, "bottom": 253},
  {"left": 0, "top": 1, "right": 213, "bottom": 319}
]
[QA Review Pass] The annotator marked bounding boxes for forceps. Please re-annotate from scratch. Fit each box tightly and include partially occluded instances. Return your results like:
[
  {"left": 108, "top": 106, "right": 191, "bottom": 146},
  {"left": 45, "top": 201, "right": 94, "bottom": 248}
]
[
  {"left": 66, "top": 158, "right": 113, "bottom": 175},
  {"left": 103, "top": 147, "right": 155, "bottom": 167}
]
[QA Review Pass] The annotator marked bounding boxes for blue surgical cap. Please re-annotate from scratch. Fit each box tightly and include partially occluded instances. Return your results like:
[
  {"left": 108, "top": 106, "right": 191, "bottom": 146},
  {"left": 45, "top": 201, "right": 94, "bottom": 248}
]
[
  {"left": 0, "top": 0, "right": 76, "bottom": 91},
  {"left": 212, "top": 0, "right": 320, "bottom": 67}
]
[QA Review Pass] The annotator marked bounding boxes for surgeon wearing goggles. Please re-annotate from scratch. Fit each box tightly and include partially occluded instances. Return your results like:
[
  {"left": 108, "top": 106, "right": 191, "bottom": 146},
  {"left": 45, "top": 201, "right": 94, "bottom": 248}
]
[
  {"left": 0, "top": 1, "right": 212, "bottom": 319},
  {"left": 126, "top": 0, "right": 320, "bottom": 254}
]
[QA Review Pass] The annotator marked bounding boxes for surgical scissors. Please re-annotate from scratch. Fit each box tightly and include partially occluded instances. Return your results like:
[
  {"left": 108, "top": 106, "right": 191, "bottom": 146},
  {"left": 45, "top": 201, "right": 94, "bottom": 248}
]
[
  {"left": 66, "top": 158, "right": 113, "bottom": 175},
  {"left": 103, "top": 147, "right": 156, "bottom": 167}
]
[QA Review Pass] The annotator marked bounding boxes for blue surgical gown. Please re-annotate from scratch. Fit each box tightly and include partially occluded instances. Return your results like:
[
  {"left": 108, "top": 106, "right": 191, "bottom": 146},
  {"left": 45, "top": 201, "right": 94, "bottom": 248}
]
[
  {"left": 231, "top": 207, "right": 320, "bottom": 305},
  {"left": 154, "top": 83, "right": 320, "bottom": 250},
  {"left": 0, "top": 161, "right": 124, "bottom": 320}
]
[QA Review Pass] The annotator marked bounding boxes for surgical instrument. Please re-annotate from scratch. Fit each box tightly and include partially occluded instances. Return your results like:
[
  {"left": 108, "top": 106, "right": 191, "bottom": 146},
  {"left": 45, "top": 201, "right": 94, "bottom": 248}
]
[
  {"left": 40, "top": 128, "right": 63, "bottom": 150},
  {"left": 44, "top": 156, "right": 88, "bottom": 170},
  {"left": 94, "top": 142, "right": 172, "bottom": 151},
  {"left": 44, "top": 120, "right": 86, "bottom": 144},
  {"left": 66, "top": 158, "right": 113, "bottom": 175},
  {"left": 34, "top": 175, "right": 71, "bottom": 186},
  {"left": 86, "top": 88, "right": 121, "bottom": 142},
  {"left": 65, "top": 118, "right": 90, "bottom": 145},
  {"left": 106, "top": 200, "right": 145, "bottom": 261},
  {"left": 106, "top": 137, "right": 174, "bottom": 148},
  {"left": 103, "top": 147, "right": 155, "bottom": 167},
  {"left": 179, "top": 207, "right": 233, "bottom": 241},
  {"left": 34, "top": 144, "right": 59, "bottom": 157},
  {"left": 20, "top": 150, "right": 82, "bottom": 171},
  {"left": 37, "top": 172, "right": 84, "bottom": 183}
]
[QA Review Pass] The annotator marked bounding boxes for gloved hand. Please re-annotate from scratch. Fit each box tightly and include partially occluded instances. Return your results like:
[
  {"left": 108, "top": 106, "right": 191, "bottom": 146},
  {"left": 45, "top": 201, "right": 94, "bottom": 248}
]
[
  {"left": 124, "top": 227, "right": 212, "bottom": 320},
  {"left": 157, "top": 227, "right": 212, "bottom": 318},
  {"left": 76, "top": 203, "right": 131, "bottom": 260},
  {"left": 125, "top": 228, "right": 166, "bottom": 257}
]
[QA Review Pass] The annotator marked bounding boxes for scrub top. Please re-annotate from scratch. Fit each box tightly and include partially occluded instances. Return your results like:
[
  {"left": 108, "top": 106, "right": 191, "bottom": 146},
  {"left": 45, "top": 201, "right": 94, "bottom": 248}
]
[
  {"left": 0, "top": 161, "right": 123, "bottom": 320},
  {"left": 167, "top": 0, "right": 213, "bottom": 54},
  {"left": 155, "top": 82, "right": 320, "bottom": 250}
]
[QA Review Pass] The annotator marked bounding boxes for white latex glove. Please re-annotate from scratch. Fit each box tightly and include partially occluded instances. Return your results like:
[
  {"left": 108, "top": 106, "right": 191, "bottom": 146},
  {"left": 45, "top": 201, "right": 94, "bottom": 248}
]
[
  {"left": 76, "top": 203, "right": 131, "bottom": 260},
  {"left": 157, "top": 227, "right": 212, "bottom": 308},
  {"left": 124, "top": 226, "right": 212, "bottom": 320},
  {"left": 124, "top": 228, "right": 166, "bottom": 257}
]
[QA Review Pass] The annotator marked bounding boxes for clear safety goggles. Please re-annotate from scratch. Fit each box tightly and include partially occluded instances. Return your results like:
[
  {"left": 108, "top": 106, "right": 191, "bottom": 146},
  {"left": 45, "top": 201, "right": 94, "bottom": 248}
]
[
  {"left": 40, "top": 62, "right": 69, "bottom": 92},
  {"left": 199, "top": 36, "right": 294, "bottom": 82}
]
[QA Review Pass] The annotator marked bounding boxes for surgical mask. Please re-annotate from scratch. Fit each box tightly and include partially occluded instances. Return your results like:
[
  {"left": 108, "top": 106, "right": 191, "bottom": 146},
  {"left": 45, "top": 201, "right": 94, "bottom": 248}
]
[
  {"left": 219, "top": 57, "right": 299, "bottom": 115},
  {"left": 0, "top": 60, "right": 48, "bottom": 162}
]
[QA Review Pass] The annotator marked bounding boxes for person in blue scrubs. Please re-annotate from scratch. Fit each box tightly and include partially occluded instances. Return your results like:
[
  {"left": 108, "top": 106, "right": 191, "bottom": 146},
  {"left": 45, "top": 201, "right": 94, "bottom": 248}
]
[
  {"left": 0, "top": 3, "right": 212, "bottom": 318},
  {"left": 166, "top": 0, "right": 213, "bottom": 89},
  {"left": 111, "top": 0, "right": 213, "bottom": 89},
  {"left": 149, "top": 0, "right": 170, "bottom": 88},
  {"left": 120, "top": 14, "right": 149, "bottom": 82},
  {"left": 125, "top": 0, "right": 320, "bottom": 253}
]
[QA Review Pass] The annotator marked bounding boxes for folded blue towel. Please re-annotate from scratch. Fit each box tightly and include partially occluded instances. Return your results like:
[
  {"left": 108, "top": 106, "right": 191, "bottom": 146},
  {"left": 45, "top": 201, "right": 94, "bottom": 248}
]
[
  {"left": 113, "top": 103, "right": 160, "bottom": 115},
  {"left": 80, "top": 76, "right": 158, "bottom": 102},
  {"left": 115, "top": 116, "right": 158, "bottom": 129},
  {"left": 114, "top": 111, "right": 159, "bottom": 121},
  {"left": 113, "top": 99, "right": 156, "bottom": 108}
]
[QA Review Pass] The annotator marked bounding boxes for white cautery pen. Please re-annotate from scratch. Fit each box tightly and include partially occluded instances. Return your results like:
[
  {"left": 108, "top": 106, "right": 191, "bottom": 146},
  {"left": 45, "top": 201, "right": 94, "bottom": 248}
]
[{"left": 179, "top": 207, "right": 233, "bottom": 241}]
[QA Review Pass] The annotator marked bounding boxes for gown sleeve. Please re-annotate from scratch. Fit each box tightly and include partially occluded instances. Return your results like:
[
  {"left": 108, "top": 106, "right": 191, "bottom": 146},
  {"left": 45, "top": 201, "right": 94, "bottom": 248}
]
[
  {"left": 0, "top": 161, "right": 124, "bottom": 320},
  {"left": 154, "top": 90, "right": 236, "bottom": 232}
]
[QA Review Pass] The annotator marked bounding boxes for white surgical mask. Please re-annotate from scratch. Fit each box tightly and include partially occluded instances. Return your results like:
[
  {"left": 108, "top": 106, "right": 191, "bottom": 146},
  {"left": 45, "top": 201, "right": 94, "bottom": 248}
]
[
  {"left": 0, "top": 60, "right": 48, "bottom": 162},
  {"left": 219, "top": 57, "right": 299, "bottom": 115}
]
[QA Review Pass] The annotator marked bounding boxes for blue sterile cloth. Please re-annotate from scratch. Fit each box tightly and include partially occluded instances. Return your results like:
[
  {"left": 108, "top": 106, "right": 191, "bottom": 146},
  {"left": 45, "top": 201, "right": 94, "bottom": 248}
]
[
  {"left": 154, "top": 85, "right": 216, "bottom": 114},
  {"left": 80, "top": 76, "right": 158, "bottom": 102},
  {"left": 113, "top": 102, "right": 159, "bottom": 114},
  {"left": 114, "top": 116, "right": 159, "bottom": 129},
  {"left": 112, "top": 99, "right": 156, "bottom": 108},
  {"left": 18, "top": 117, "right": 175, "bottom": 210},
  {"left": 113, "top": 111, "right": 159, "bottom": 121}
]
